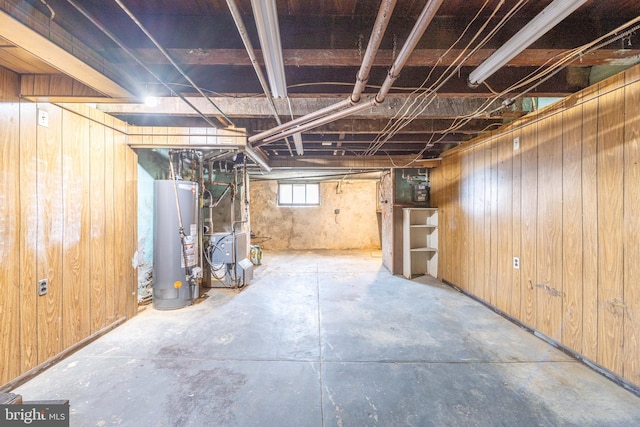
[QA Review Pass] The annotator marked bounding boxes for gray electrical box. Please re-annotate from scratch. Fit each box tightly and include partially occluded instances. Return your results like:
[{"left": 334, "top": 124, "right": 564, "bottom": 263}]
[
  {"left": 208, "top": 232, "right": 253, "bottom": 287},
  {"left": 210, "top": 232, "right": 247, "bottom": 264},
  {"left": 237, "top": 258, "right": 254, "bottom": 286}
]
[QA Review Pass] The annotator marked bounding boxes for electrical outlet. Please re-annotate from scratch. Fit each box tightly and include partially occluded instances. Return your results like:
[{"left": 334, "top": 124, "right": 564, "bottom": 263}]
[
  {"left": 513, "top": 257, "right": 520, "bottom": 269},
  {"left": 513, "top": 137, "right": 520, "bottom": 150},
  {"left": 38, "top": 279, "right": 48, "bottom": 296},
  {"left": 37, "top": 109, "right": 49, "bottom": 127}
]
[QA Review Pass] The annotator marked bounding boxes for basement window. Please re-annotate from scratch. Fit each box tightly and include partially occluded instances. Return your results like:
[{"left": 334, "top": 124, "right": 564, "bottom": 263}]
[{"left": 278, "top": 183, "right": 320, "bottom": 206}]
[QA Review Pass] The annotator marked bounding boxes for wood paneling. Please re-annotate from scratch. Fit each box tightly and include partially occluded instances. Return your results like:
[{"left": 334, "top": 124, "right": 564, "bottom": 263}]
[
  {"left": 36, "top": 104, "right": 64, "bottom": 363},
  {"left": 582, "top": 97, "right": 599, "bottom": 361},
  {"left": 561, "top": 102, "right": 583, "bottom": 352},
  {"left": 466, "top": 149, "right": 476, "bottom": 295},
  {"left": 623, "top": 66, "right": 640, "bottom": 385},
  {"left": 0, "top": 101, "right": 20, "bottom": 384},
  {"left": 496, "top": 134, "right": 513, "bottom": 315},
  {"left": 432, "top": 64, "right": 640, "bottom": 389},
  {"left": 126, "top": 147, "right": 138, "bottom": 318},
  {"left": 104, "top": 118, "right": 117, "bottom": 325},
  {"left": 511, "top": 129, "right": 522, "bottom": 320},
  {"left": 20, "top": 74, "right": 102, "bottom": 97},
  {"left": 596, "top": 82, "right": 624, "bottom": 374},
  {"left": 114, "top": 130, "right": 128, "bottom": 319},
  {"left": 459, "top": 151, "right": 471, "bottom": 291},
  {"left": 19, "top": 101, "right": 38, "bottom": 373},
  {"left": 520, "top": 118, "right": 537, "bottom": 327},
  {"left": 34, "top": 105, "right": 62, "bottom": 360},
  {"left": 536, "top": 111, "right": 563, "bottom": 342},
  {"left": 89, "top": 110, "right": 106, "bottom": 333},
  {"left": 483, "top": 139, "right": 492, "bottom": 304},
  {"left": 62, "top": 109, "right": 91, "bottom": 348},
  {"left": 0, "top": 74, "right": 138, "bottom": 387},
  {"left": 488, "top": 138, "right": 498, "bottom": 306},
  {"left": 437, "top": 155, "right": 459, "bottom": 283},
  {"left": 0, "top": 66, "right": 19, "bottom": 100}
]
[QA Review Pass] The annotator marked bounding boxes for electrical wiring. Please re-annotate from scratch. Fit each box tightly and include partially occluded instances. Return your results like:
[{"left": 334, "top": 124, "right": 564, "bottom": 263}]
[
  {"left": 490, "top": 17, "right": 640, "bottom": 104},
  {"left": 364, "top": 0, "right": 514, "bottom": 156},
  {"left": 394, "top": 16, "right": 640, "bottom": 168},
  {"left": 369, "top": 2, "right": 640, "bottom": 166},
  {"left": 363, "top": 0, "right": 517, "bottom": 155},
  {"left": 142, "top": 80, "right": 466, "bottom": 97},
  {"left": 371, "top": 0, "right": 534, "bottom": 155},
  {"left": 445, "top": 14, "right": 640, "bottom": 129},
  {"left": 139, "top": 81, "right": 262, "bottom": 98}
]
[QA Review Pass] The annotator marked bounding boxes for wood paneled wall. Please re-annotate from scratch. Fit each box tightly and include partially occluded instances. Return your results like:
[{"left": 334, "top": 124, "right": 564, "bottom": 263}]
[
  {"left": 0, "top": 67, "right": 138, "bottom": 387},
  {"left": 430, "top": 64, "right": 640, "bottom": 389}
]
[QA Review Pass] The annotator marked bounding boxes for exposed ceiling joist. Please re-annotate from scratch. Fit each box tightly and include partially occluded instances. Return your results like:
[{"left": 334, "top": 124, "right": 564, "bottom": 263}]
[
  {"left": 104, "top": 48, "right": 640, "bottom": 68},
  {"left": 268, "top": 155, "right": 441, "bottom": 169},
  {"left": 0, "top": 9, "right": 133, "bottom": 98},
  {"left": 1, "top": 0, "right": 638, "bottom": 167},
  {"left": 98, "top": 95, "right": 511, "bottom": 119}
]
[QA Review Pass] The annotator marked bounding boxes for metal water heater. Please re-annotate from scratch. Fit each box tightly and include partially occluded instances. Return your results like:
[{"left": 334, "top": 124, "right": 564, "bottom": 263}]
[{"left": 153, "top": 180, "right": 199, "bottom": 310}]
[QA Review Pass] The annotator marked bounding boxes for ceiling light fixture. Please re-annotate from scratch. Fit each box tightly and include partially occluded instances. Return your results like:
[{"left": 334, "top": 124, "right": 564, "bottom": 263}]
[
  {"left": 144, "top": 96, "right": 158, "bottom": 107},
  {"left": 292, "top": 132, "right": 304, "bottom": 155},
  {"left": 251, "top": 0, "right": 287, "bottom": 98},
  {"left": 468, "top": 0, "right": 589, "bottom": 88}
]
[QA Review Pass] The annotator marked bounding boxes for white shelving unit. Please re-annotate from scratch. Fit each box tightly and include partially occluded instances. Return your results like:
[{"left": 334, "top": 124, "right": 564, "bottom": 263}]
[{"left": 402, "top": 208, "right": 438, "bottom": 279}]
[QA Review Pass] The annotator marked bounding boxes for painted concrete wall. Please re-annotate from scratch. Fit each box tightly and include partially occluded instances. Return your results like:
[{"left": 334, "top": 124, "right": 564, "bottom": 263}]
[
  {"left": 250, "top": 180, "right": 381, "bottom": 250},
  {"left": 136, "top": 165, "right": 154, "bottom": 300}
]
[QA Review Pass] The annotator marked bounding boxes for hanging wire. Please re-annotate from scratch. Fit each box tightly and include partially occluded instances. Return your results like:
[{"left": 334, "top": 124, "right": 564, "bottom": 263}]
[
  {"left": 364, "top": 0, "right": 514, "bottom": 156},
  {"left": 367, "top": 2, "right": 640, "bottom": 165}
]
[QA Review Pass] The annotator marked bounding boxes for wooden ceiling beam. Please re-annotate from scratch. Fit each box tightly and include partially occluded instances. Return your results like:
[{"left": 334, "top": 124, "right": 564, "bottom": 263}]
[
  {"left": 241, "top": 117, "right": 500, "bottom": 135},
  {"left": 105, "top": 48, "right": 640, "bottom": 68},
  {"left": 98, "top": 95, "right": 510, "bottom": 119},
  {"left": 267, "top": 155, "right": 441, "bottom": 169}
]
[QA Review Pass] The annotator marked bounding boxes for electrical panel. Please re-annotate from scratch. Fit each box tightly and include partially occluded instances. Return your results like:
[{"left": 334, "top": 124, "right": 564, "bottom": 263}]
[{"left": 412, "top": 183, "right": 428, "bottom": 203}]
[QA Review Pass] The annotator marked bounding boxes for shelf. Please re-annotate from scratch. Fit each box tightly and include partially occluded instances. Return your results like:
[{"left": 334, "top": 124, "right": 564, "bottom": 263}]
[
  {"left": 410, "top": 247, "right": 437, "bottom": 252},
  {"left": 403, "top": 207, "right": 438, "bottom": 279}
]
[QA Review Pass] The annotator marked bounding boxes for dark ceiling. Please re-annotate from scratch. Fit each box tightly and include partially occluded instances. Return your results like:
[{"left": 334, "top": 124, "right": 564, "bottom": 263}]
[{"left": 1, "top": 0, "right": 640, "bottom": 168}]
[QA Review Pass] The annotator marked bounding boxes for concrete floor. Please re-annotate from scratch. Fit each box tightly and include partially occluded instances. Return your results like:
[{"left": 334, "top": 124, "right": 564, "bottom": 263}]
[{"left": 14, "top": 250, "right": 640, "bottom": 426}]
